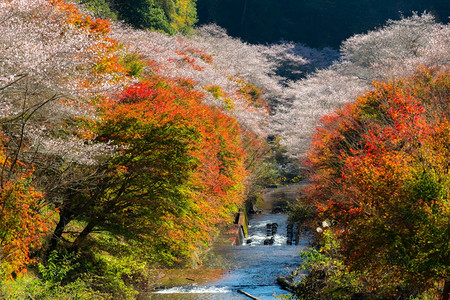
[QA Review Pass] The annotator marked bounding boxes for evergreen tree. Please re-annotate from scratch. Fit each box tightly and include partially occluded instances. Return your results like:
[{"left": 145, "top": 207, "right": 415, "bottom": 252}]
[{"left": 111, "top": 0, "right": 175, "bottom": 33}]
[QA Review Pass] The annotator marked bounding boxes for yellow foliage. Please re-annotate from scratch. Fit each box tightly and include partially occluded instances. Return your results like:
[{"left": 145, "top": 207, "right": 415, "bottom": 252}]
[{"left": 171, "top": 0, "right": 197, "bottom": 33}]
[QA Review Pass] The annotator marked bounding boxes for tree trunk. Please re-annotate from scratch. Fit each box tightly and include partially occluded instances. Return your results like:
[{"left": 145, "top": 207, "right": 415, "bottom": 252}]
[
  {"left": 71, "top": 219, "right": 98, "bottom": 250},
  {"left": 47, "top": 210, "right": 72, "bottom": 254},
  {"left": 443, "top": 279, "right": 449, "bottom": 300}
]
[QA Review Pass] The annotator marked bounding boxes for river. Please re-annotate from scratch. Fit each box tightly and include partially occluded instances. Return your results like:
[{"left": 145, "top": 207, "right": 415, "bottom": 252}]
[{"left": 148, "top": 186, "right": 308, "bottom": 300}]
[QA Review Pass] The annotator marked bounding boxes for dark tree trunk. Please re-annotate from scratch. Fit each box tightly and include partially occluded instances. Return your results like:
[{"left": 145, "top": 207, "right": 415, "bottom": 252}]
[
  {"left": 71, "top": 219, "right": 98, "bottom": 250},
  {"left": 47, "top": 210, "right": 72, "bottom": 254},
  {"left": 443, "top": 279, "right": 449, "bottom": 300}
]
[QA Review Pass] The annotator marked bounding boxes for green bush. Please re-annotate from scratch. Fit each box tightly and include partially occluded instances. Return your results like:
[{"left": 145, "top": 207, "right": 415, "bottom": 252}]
[
  {"left": 0, "top": 272, "right": 107, "bottom": 300},
  {"left": 121, "top": 53, "right": 146, "bottom": 78},
  {"left": 75, "top": 0, "right": 118, "bottom": 20},
  {"left": 37, "top": 250, "right": 81, "bottom": 283},
  {"left": 292, "top": 230, "right": 364, "bottom": 300}
]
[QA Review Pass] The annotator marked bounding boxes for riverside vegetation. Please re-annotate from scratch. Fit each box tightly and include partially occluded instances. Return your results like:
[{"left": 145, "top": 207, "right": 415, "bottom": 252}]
[{"left": 0, "top": 0, "right": 448, "bottom": 299}]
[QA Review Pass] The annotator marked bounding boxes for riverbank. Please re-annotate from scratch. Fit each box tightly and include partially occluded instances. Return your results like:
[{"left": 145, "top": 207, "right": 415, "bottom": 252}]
[
  {"left": 147, "top": 184, "right": 306, "bottom": 299},
  {"left": 148, "top": 213, "right": 309, "bottom": 299}
]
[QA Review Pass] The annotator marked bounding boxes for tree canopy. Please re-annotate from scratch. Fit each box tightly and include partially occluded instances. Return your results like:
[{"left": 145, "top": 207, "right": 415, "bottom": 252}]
[
  {"left": 77, "top": 0, "right": 198, "bottom": 34},
  {"left": 302, "top": 67, "right": 449, "bottom": 297}
]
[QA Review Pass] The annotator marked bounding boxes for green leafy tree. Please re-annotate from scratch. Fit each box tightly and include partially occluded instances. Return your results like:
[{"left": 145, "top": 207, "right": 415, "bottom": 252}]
[
  {"left": 111, "top": 0, "right": 175, "bottom": 34},
  {"left": 171, "top": 0, "right": 198, "bottom": 33},
  {"left": 75, "top": 0, "right": 118, "bottom": 20}
]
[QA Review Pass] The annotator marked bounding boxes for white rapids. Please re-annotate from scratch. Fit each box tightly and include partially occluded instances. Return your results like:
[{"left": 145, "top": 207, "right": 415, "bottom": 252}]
[{"left": 148, "top": 213, "right": 309, "bottom": 300}]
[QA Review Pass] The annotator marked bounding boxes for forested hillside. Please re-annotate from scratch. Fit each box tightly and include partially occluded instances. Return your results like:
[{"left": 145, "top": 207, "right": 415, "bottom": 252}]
[
  {"left": 197, "top": 0, "right": 450, "bottom": 48},
  {"left": 75, "top": 0, "right": 198, "bottom": 34},
  {"left": 0, "top": 0, "right": 448, "bottom": 298}
]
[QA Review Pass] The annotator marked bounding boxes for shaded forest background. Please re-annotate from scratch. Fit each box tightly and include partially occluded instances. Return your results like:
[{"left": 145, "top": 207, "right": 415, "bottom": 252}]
[{"left": 197, "top": 0, "right": 450, "bottom": 47}]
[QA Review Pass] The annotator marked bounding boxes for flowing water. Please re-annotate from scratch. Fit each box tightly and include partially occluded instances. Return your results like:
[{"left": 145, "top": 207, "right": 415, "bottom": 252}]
[{"left": 148, "top": 206, "right": 310, "bottom": 300}]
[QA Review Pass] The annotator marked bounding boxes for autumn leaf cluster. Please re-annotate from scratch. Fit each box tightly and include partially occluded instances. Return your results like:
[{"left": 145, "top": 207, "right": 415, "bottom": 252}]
[{"left": 302, "top": 67, "right": 449, "bottom": 297}]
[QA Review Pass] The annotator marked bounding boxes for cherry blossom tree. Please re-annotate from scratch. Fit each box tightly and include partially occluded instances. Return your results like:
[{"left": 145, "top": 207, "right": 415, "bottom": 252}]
[
  {"left": 0, "top": 1, "right": 130, "bottom": 254},
  {"left": 0, "top": 0, "right": 130, "bottom": 185},
  {"left": 109, "top": 22, "right": 338, "bottom": 137},
  {"left": 271, "top": 12, "right": 450, "bottom": 158}
]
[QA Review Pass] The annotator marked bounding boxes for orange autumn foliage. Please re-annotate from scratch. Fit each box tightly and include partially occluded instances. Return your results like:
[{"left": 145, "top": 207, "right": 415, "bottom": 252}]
[
  {"left": 95, "top": 76, "right": 248, "bottom": 262},
  {"left": 49, "top": 0, "right": 129, "bottom": 83},
  {"left": 303, "top": 67, "right": 449, "bottom": 290},
  {"left": 0, "top": 136, "right": 53, "bottom": 279}
]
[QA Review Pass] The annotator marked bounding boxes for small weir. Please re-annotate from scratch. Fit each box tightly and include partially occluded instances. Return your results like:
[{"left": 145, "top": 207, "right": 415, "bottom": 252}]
[{"left": 148, "top": 211, "right": 309, "bottom": 299}]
